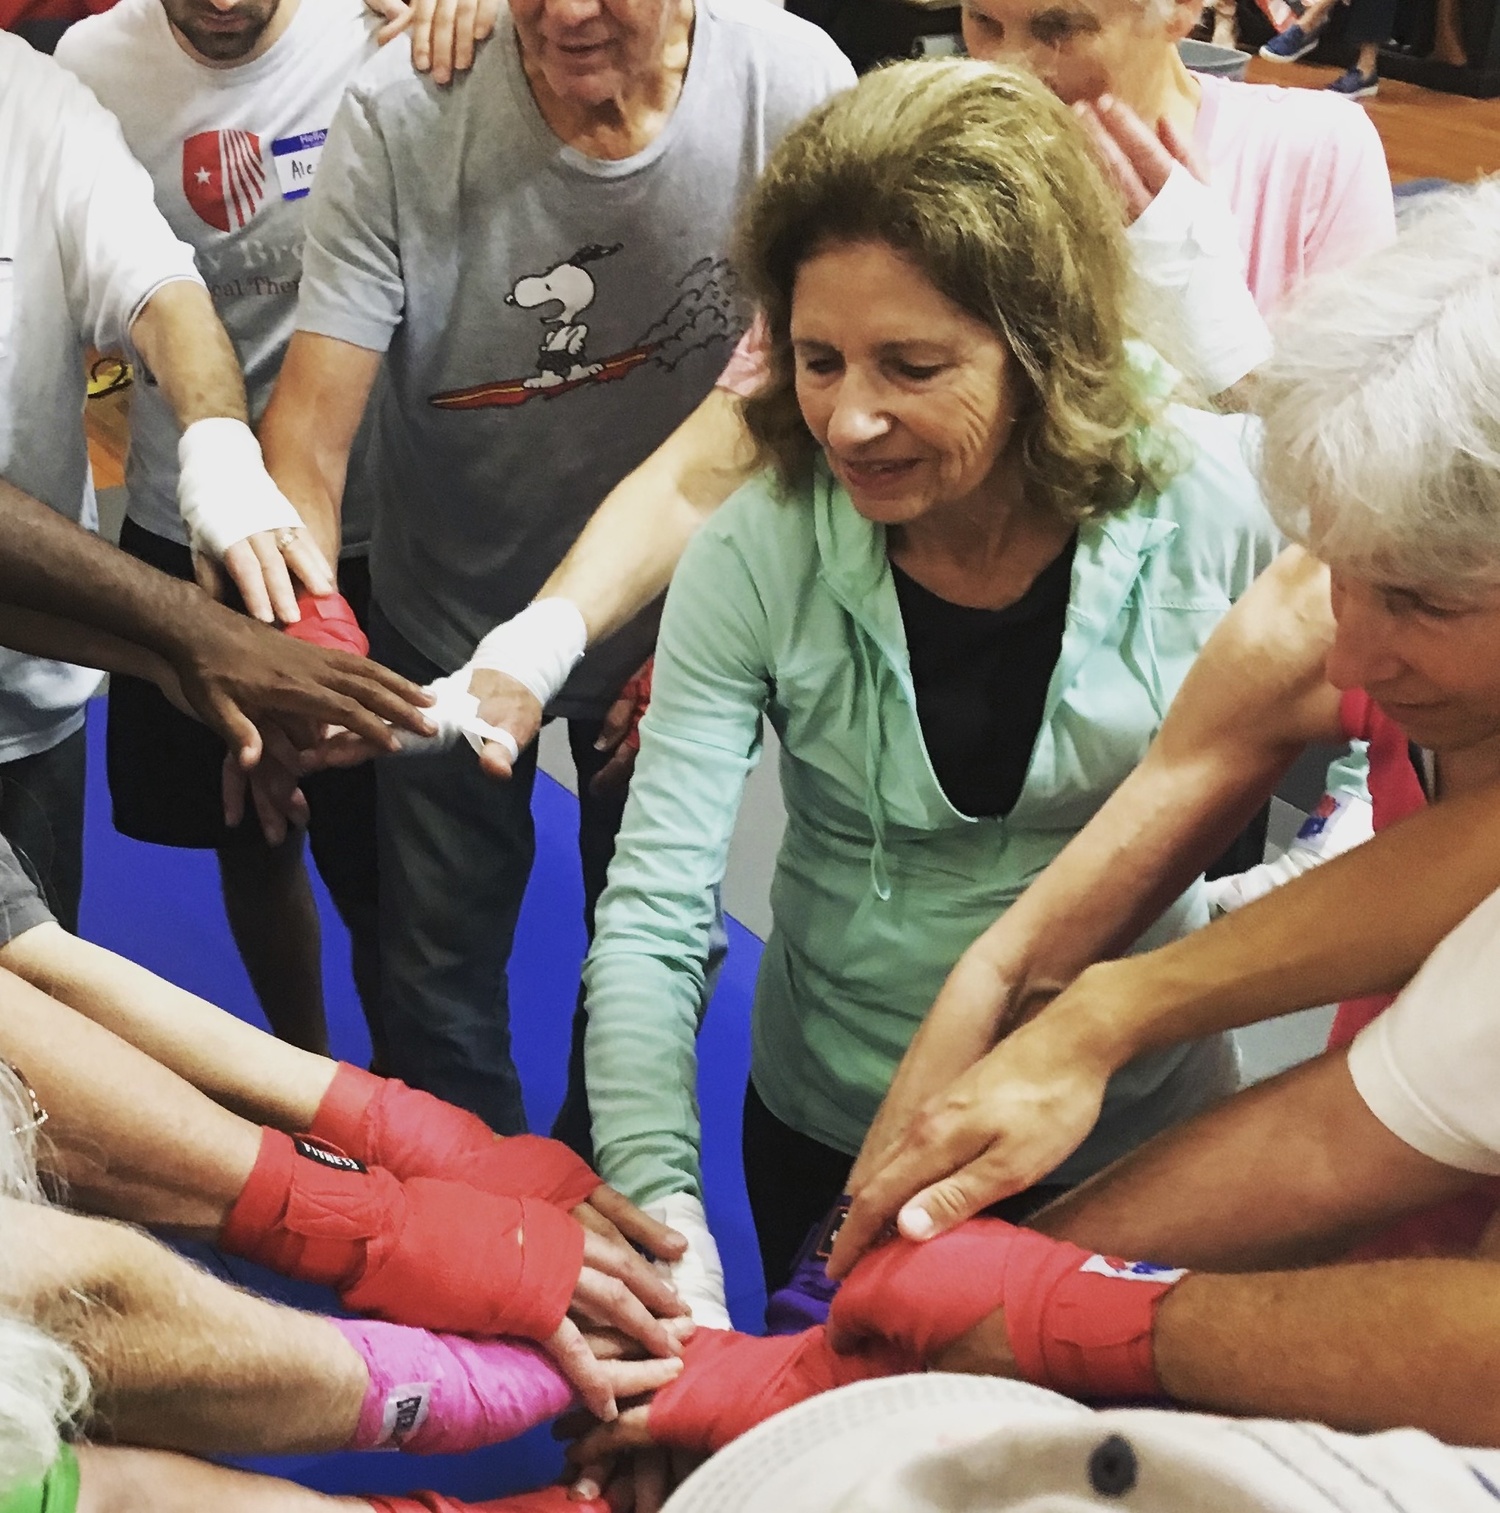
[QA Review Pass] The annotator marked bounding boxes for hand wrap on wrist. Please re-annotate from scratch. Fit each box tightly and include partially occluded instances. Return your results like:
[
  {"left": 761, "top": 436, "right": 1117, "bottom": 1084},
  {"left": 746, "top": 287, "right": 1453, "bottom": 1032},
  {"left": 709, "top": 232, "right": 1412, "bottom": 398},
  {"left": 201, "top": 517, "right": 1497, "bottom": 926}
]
[
  {"left": 314, "top": 1063, "right": 601, "bottom": 1208},
  {"left": 367, "top": 1490, "right": 607, "bottom": 1513},
  {"left": 470, "top": 599, "right": 588, "bottom": 707},
  {"left": 221, "top": 1128, "right": 584, "bottom": 1339},
  {"left": 177, "top": 416, "right": 304, "bottom": 559},
  {"left": 646, "top": 1326, "right": 906, "bottom": 1455},
  {"left": 830, "top": 1219, "right": 1185, "bottom": 1401},
  {"left": 643, "top": 1192, "right": 731, "bottom": 1328},
  {"left": 332, "top": 1317, "right": 573, "bottom": 1453},
  {"left": 1126, "top": 164, "right": 1273, "bottom": 397},
  {"left": 283, "top": 591, "right": 368, "bottom": 657}
]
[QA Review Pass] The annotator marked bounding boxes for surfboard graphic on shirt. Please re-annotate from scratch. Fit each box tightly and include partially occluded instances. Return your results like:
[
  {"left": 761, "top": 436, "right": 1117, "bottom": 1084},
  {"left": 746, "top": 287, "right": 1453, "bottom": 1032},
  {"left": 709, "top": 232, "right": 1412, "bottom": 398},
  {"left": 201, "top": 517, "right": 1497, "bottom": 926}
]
[
  {"left": 183, "top": 129, "right": 266, "bottom": 233},
  {"left": 428, "top": 345, "right": 659, "bottom": 410}
]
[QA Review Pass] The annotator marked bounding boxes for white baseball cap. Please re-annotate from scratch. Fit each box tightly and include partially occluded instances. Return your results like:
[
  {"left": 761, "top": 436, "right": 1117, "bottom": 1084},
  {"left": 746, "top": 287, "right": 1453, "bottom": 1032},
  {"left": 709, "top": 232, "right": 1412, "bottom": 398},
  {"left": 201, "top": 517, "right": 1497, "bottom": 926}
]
[{"left": 662, "top": 1374, "right": 1500, "bottom": 1513}]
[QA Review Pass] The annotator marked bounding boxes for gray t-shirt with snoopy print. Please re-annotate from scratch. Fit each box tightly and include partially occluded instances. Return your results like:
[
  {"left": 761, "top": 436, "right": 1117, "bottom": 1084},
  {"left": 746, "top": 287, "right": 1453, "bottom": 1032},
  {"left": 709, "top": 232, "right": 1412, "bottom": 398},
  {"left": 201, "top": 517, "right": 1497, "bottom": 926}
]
[{"left": 297, "top": 0, "right": 852, "bottom": 715}]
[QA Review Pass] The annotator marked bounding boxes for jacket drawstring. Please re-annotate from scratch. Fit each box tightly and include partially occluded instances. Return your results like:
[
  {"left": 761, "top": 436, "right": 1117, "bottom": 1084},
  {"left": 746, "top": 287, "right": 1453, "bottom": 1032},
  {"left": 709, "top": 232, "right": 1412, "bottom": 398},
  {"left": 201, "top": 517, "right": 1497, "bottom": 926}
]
[{"left": 854, "top": 631, "right": 893, "bottom": 901}]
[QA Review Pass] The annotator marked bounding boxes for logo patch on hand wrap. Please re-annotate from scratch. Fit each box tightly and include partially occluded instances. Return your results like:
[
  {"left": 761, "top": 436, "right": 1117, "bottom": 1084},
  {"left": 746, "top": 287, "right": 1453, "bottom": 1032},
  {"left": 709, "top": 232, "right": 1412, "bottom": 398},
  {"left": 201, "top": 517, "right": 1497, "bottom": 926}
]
[
  {"left": 1080, "top": 1255, "right": 1186, "bottom": 1284},
  {"left": 380, "top": 1382, "right": 433, "bottom": 1445},
  {"left": 292, "top": 1136, "right": 366, "bottom": 1174}
]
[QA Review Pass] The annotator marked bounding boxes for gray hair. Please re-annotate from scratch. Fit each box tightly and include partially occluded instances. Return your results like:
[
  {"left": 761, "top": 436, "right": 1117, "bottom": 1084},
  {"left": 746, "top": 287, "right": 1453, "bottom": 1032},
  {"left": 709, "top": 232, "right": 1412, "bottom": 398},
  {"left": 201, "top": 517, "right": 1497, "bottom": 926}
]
[
  {"left": 1255, "top": 176, "right": 1500, "bottom": 591},
  {"left": 0, "top": 1066, "right": 89, "bottom": 1490}
]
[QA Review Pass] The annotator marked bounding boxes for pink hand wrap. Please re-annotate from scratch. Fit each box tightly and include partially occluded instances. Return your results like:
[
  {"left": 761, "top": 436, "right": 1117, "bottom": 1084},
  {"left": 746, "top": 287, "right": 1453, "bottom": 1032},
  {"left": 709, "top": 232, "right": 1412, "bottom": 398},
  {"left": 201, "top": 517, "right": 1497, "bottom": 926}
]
[
  {"left": 831, "top": 1219, "right": 1185, "bottom": 1401},
  {"left": 284, "top": 591, "right": 369, "bottom": 657},
  {"left": 367, "top": 1490, "right": 607, "bottom": 1513},
  {"left": 221, "top": 1128, "right": 584, "bottom": 1340},
  {"left": 314, "top": 1063, "right": 601, "bottom": 1209},
  {"left": 333, "top": 1318, "right": 574, "bottom": 1453},
  {"left": 645, "top": 1327, "right": 908, "bottom": 1455}
]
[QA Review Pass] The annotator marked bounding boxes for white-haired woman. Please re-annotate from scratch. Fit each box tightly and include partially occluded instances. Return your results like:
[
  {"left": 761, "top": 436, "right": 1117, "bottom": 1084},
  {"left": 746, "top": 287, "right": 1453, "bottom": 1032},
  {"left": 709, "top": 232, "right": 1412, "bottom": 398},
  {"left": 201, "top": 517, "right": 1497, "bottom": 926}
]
[{"left": 835, "top": 176, "right": 1500, "bottom": 1272}]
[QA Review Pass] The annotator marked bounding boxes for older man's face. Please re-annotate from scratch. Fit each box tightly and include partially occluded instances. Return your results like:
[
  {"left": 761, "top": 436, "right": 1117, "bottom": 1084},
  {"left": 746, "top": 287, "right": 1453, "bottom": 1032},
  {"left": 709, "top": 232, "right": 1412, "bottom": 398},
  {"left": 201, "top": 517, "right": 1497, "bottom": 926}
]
[
  {"left": 161, "top": 0, "right": 283, "bottom": 63},
  {"left": 961, "top": 0, "right": 1177, "bottom": 105},
  {"left": 512, "top": 0, "right": 681, "bottom": 107}
]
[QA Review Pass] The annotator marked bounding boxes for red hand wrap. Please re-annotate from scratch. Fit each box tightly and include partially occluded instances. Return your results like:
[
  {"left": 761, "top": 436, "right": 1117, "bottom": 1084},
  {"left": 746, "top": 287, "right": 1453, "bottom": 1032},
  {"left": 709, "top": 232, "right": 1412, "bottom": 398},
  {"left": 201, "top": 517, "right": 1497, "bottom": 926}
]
[
  {"left": 367, "top": 1491, "right": 606, "bottom": 1513},
  {"left": 646, "top": 1326, "right": 908, "bottom": 1455},
  {"left": 284, "top": 591, "right": 369, "bottom": 657},
  {"left": 221, "top": 1128, "right": 584, "bottom": 1339},
  {"left": 831, "top": 1219, "right": 1184, "bottom": 1401},
  {"left": 313, "top": 1063, "right": 601, "bottom": 1209}
]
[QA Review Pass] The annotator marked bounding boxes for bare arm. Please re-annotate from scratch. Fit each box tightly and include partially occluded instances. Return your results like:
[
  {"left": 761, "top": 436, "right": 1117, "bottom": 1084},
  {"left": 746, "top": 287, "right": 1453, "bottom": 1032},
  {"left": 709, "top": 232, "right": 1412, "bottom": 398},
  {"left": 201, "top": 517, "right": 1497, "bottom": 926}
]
[
  {"left": 0, "top": 605, "right": 176, "bottom": 692},
  {"left": 831, "top": 548, "right": 1342, "bottom": 1269},
  {"left": 0, "top": 965, "right": 261, "bottom": 1235},
  {"left": 0, "top": 923, "right": 336, "bottom": 1134},
  {"left": 129, "top": 280, "right": 249, "bottom": 428},
  {"left": 3, "top": 1200, "right": 366, "bottom": 1455},
  {"left": 1036, "top": 1049, "right": 1479, "bottom": 1269},
  {"left": 259, "top": 330, "right": 384, "bottom": 567},
  {"left": 466, "top": 387, "right": 758, "bottom": 777},
  {"left": 76, "top": 1447, "right": 367, "bottom": 1513},
  {"left": 0, "top": 478, "right": 430, "bottom": 761}
]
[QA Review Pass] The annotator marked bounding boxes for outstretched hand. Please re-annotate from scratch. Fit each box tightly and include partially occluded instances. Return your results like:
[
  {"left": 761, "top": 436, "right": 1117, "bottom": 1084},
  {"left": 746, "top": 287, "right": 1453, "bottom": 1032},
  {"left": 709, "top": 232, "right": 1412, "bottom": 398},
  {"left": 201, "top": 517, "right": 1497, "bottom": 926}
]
[{"left": 827, "top": 1011, "right": 1114, "bottom": 1279}]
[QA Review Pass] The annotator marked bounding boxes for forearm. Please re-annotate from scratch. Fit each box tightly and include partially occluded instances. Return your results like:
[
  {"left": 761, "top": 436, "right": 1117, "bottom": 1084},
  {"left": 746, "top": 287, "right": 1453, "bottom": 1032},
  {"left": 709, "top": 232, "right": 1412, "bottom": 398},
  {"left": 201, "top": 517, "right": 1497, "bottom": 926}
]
[
  {"left": 259, "top": 333, "right": 381, "bottom": 565},
  {"left": 537, "top": 388, "right": 756, "bottom": 642},
  {"left": 4, "top": 1203, "right": 366, "bottom": 1455},
  {"left": 0, "top": 925, "right": 336, "bottom": 1133},
  {"left": 0, "top": 479, "right": 208, "bottom": 658},
  {"left": 0, "top": 963, "right": 262, "bottom": 1234},
  {"left": 76, "top": 1446, "right": 369, "bottom": 1513},
  {"left": 0, "top": 605, "right": 175, "bottom": 688},
  {"left": 129, "top": 280, "right": 249, "bottom": 430},
  {"left": 1049, "top": 777, "right": 1500, "bottom": 1075},
  {"left": 1155, "top": 1260, "right": 1500, "bottom": 1445}
]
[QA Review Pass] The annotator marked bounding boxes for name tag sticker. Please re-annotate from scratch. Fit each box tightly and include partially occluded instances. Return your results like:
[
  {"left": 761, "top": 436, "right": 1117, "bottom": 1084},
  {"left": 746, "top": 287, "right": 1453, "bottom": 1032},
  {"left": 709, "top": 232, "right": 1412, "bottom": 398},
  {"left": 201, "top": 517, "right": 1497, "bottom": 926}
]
[{"left": 271, "top": 129, "right": 328, "bottom": 201}]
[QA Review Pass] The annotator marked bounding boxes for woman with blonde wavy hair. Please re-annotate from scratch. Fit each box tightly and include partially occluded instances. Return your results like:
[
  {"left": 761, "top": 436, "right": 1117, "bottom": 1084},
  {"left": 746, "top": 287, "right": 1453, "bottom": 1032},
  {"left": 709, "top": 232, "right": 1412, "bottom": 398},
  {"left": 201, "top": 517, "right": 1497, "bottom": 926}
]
[{"left": 581, "top": 58, "right": 1278, "bottom": 1315}]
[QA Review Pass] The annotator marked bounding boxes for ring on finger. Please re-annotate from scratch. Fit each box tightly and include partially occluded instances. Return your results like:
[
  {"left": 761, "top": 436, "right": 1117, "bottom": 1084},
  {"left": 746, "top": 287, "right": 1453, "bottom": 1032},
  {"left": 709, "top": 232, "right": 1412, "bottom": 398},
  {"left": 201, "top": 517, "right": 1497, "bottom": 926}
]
[{"left": 275, "top": 527, "right": 299, "bottom": 550}]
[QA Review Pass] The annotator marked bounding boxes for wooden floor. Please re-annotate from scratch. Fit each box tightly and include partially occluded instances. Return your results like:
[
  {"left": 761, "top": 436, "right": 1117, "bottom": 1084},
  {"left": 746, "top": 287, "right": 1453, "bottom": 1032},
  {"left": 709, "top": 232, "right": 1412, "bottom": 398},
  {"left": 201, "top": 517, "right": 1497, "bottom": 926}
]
[
  {"left": 1245, "top": 54, "right": 1500, "bottom": 181},
  {"left": 82, "top": 63, "right": 1500, "bottom": 489}
]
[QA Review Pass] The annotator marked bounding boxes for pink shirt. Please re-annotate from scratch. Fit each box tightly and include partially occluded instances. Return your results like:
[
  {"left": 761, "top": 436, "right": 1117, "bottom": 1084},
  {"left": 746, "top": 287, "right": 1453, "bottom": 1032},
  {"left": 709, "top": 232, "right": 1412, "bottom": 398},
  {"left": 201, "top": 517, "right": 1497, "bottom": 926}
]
[{"left": 717, "top": 72, "right": 1394, "bottom": 393}]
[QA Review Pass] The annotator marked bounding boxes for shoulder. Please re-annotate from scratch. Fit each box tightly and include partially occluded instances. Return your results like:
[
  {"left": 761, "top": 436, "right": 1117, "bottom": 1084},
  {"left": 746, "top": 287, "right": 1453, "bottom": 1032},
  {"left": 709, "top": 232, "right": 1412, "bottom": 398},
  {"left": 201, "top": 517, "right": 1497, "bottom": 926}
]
[
  {"left": 1202, "top": 75, "right": 1388, "bottom": 211},
  {"left": 694, "top": 467, "right": 815, "bottom": 566},
  {"left": 53, "top": 0, "right": 154, "bottom": 77},
  {"left": 342, "top": 29, "right": 428, "bottom": 110},
  {"left": 0, "top": 29, "right": 120, "bottom": 129},
  {"left": 699, "top": 0, "right": 856, "bottom": 97}
]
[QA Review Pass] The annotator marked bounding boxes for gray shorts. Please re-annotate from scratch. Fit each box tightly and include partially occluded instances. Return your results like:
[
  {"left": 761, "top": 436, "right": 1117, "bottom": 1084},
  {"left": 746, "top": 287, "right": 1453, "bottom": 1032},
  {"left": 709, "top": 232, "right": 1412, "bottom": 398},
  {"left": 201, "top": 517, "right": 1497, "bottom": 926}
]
[{"left": 0, "top": 829, "right": 55, "bottom": 950}]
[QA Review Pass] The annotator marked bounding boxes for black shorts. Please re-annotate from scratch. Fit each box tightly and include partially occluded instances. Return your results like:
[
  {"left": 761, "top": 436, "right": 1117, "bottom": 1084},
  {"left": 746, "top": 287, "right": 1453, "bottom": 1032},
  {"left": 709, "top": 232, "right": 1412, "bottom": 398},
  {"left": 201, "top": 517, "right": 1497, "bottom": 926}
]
[{"left": 106, "top": 519, "right": 378, "bottom": 886}]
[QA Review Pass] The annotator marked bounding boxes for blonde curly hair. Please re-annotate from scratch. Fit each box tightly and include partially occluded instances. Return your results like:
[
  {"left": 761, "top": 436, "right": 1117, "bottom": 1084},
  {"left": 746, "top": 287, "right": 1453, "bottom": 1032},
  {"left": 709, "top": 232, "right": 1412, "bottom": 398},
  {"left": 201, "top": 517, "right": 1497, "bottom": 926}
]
[{"left": 737, "top": 58, "right": 1179, "bottom": 523}]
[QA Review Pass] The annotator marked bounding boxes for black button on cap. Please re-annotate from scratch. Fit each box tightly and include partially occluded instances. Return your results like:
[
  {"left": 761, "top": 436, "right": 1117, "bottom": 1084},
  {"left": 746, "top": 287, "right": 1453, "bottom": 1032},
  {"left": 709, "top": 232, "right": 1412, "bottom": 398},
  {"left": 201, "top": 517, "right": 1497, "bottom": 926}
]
[{"left": 1088, "top": 1434, "right": 1139, "bottom": 1497}]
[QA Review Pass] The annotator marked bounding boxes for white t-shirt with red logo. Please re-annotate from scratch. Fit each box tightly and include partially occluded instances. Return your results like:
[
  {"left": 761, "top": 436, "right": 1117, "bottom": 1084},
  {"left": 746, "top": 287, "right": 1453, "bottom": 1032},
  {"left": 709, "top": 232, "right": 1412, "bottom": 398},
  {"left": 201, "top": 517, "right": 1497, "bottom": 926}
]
[{"left": 56, "top": 0, "right": 379, "bottom": 551}]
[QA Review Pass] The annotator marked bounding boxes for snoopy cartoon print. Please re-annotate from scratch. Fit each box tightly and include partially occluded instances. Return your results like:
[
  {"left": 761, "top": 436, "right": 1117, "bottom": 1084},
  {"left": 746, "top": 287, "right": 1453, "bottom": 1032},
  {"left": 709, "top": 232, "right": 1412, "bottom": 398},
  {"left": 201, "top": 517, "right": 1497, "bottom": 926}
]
[{"left": 506, "top": 242, "right": 622, "bottom": 389}]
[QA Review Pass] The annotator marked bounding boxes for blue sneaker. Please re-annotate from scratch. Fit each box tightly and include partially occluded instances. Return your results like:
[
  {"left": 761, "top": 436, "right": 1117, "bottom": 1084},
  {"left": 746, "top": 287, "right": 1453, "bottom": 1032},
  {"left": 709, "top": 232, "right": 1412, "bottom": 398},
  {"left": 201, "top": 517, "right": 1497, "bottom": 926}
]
[
  {"left": 1259, "top": 22, "right": 1320, "bottom": 59},
  {"left": 1326, "top": 65, "right": 1379, "bottom": 96}
]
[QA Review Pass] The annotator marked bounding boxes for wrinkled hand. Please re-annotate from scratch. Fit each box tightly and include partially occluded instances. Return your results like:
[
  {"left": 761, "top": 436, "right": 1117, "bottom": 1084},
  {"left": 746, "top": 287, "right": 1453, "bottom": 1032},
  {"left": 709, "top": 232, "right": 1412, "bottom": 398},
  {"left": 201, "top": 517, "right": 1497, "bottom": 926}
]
[
  {"left": 828, "top": 1014, "right": 1113, "bottom": 1278},
  {"left": 173, "top": 603, "right": 434, "bottom": 769},
  {"left": 1072, "top": 92, "right": 1207, "bottom": 223},
  {"left": 369, "top": 0, "right": 500, "bottom": 82},
  {"left": 590, "top": 658, "right": 652, "bottom": 799},
  {"left": 542, "top": 1319, "right": 687, "bottom": 1425}
]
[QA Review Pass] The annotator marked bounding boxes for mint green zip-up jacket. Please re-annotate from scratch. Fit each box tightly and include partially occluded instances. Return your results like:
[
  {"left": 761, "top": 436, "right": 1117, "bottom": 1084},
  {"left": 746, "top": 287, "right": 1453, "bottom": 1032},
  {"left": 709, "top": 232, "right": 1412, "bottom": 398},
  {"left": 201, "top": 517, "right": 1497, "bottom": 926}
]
[{"left": 584, "top": 404, "right": 1279, "bottom": 1205}]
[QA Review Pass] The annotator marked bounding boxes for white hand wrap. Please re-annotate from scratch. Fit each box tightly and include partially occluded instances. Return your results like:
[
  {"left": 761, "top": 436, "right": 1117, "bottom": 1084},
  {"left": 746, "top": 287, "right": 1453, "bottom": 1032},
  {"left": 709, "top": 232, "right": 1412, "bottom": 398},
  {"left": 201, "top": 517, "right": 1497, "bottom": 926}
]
[
  {"left": 1206, "top": 793, "right": 1375, "bottom": 915},
  {"left": 644, "top": 1191, "right": 732, "bottom": 1330},
  {"left": 389, "top": 670, "right": 520, "bottom": 762},
  {"left": 1127, "top": 165, "right": 1273, "bottom": 398},
  {"left": 470, "top": 598, "right": 588, "bottom": 708},
  {"left": 177, "top": 417, "right": 305, "bottom": 560}
]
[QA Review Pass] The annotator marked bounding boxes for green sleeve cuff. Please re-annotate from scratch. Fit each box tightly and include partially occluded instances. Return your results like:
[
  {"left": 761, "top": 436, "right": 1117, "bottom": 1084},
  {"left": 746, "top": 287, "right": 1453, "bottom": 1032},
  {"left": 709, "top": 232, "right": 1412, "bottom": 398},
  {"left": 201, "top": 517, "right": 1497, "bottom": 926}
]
[{"left": 0, "top": 1445, "right": 79, "bottom": 1513}]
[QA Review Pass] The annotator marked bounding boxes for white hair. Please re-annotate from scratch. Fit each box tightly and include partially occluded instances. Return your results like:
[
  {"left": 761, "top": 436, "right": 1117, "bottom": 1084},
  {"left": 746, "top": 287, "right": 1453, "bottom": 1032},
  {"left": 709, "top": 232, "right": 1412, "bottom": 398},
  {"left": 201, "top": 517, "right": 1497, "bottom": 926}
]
[
  {"left": 1255, "top": 175, "right": 1500, "bottom": 591},
  {"left": 0, "top": 1066, "right": 89, "bottom": 1490}
]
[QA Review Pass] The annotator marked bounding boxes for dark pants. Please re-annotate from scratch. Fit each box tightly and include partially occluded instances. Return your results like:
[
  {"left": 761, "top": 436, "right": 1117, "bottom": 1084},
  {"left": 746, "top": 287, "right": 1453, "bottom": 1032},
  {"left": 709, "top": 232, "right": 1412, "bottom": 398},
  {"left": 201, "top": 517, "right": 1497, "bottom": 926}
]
[
  {"left": 371, "top": 607, "right": 634, "bottom": 1141},
  {"left": 742, "top": 1081, "right": 1069, "bottom": 1293},
  {"left": 0, "top": 726, "right": 86, "bottom": 935}
]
